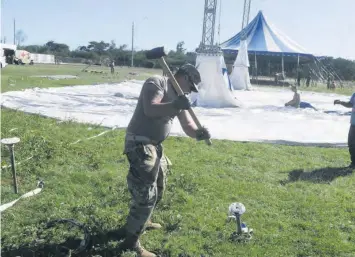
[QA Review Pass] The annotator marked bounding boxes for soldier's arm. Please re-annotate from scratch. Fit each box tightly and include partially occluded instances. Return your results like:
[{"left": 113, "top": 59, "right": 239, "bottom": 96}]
[
  {"left": 337, "top": 101, "right": 353, "bottom": 108},
  {"left": 177, "top": 110, "right": 198, "bottom": 138},
  {"left": 142, "top": 82, "right": 180, "bottom": 117},
  {"left": 335, "top": 94, "right": 355, "bottom": 108}
]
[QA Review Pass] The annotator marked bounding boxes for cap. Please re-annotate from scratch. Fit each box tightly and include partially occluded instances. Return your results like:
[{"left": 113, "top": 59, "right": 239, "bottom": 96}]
[{"left": 176, "top": 63, "right": 201, "bottom": 92}]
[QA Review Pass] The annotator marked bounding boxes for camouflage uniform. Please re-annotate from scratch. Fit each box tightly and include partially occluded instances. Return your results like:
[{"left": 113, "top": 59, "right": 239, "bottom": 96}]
[
  {"left": 124, "top": 141, "right": 171, "bottom": 236},
  {"left": 118, "top": 65, "right": 202, "bottom": 256},
  {"left": 120, "top": 74, "right": 178, "bottom": 239}
]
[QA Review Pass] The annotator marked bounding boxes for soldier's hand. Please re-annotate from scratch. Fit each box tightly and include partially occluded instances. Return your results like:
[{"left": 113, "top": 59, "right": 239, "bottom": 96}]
[
  {"left": 173, "top": 94, "right": 191, "bottom": 110},
  {"left": 334, "top": 100, "right": 341, "bottom": 105},
  {"left": 196, "top": 126, "right": 211, "bottom": 141}
]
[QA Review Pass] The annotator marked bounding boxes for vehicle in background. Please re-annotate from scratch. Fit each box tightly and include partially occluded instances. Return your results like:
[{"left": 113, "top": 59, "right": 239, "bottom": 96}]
[
  {"left": 0, "top": 43, "right": 17, "bottom": 68},
  {"left": 15, "top": 49, "right": 31, "bottom": 65}
]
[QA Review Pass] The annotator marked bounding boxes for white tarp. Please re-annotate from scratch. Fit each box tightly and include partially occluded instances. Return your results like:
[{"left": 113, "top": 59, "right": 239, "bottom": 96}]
[
  {"left": 0, "top": 81, "right": 349, "bottom": 146},
  {"left": 230, "top": 40, "right": 252, "bottom": 90},
  {"left": 191, "top": 53, "right": 239, "bottom": 108}
]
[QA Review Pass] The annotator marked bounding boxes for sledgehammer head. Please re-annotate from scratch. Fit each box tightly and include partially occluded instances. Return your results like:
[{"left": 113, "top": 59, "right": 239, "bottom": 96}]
[{"left": 146, "top": 46, "right": 167, "bottom": 59}]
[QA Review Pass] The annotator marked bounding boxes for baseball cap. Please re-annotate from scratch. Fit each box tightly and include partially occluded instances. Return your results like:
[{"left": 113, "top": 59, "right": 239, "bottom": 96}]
[{"left": 176, "top": 63, "right": 201, "bottom": 93}]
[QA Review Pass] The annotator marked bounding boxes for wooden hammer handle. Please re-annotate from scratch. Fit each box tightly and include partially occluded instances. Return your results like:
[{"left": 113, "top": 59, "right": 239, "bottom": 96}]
[{"left": 158, "top": 58, "right": 212, "bottom": 146}]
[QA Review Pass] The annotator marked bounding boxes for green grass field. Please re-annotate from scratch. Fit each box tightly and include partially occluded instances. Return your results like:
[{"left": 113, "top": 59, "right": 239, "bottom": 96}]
[
  {"left": 1, "top": 63, "right": 160, "bottom": 93},
  {"left": 1, "top": 64, "right": 355, "bottom": 257},
  {"left": 299, "top": 83, "right": 355, "bottom": 96}
]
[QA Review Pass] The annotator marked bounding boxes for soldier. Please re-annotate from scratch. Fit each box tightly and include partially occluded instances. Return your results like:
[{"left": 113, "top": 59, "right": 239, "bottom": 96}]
[{"left": 114, "top": 64, "right": 211, "bottom": 256}]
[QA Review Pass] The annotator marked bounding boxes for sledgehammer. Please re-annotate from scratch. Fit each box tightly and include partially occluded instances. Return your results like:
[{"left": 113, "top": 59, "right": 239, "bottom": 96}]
[{"left": 146, "top": 46, "right": 212, "bottom": 146}]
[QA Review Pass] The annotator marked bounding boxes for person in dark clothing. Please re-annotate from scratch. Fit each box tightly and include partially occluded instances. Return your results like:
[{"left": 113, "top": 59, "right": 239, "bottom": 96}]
[
  {"left": 110, "top": 61, "right": 115, "bottom": 74},
  {"left": 306, "top": 73, "right": 311, "bottom": 87},
  {"left": 297, "top": 72, "right": 301, "bottom": 86},
  {"left": 334, "top": 93, "right": 355, "bottom": 167},
  {"left": 327, "top": 75, "right": 331, "bottom": 89}
]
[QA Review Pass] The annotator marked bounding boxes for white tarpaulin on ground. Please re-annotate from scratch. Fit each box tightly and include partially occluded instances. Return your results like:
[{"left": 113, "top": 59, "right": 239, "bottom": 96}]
[
  {"left": 192, "top": 53, "right": 239, "bottom": 108},
  {"left": 0, "top": 81, "right": 350, "bottom": 146}
]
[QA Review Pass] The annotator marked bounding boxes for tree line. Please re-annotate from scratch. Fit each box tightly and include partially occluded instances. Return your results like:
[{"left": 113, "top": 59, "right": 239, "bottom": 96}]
[{"left": 18, "top": 40, "right": 355, "bottom": 81}]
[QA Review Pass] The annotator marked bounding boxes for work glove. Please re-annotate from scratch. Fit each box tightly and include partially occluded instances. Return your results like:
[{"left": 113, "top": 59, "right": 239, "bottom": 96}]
[
  {"left": 334, "top": 100, "right": 341, "bottom": 105},
  {"left": 196, "top": 126, "right": 211, "bottom": 141},
  {"left": 172, "top": 94, "right": 191, "bottom": 110}
]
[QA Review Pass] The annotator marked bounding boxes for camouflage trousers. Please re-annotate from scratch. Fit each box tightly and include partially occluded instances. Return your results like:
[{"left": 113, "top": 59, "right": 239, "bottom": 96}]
[{"left": 124, "top": 143, "right": 171, "bottom": 236}]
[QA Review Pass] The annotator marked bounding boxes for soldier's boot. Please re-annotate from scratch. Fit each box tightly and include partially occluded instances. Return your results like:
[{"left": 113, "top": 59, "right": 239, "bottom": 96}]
[
  {"left": 145, "top": 219, "right": 162, "bottom": 230},
  {"left": 117, "top": 234, "right": 156, "bottom": 257},
  {"left": 107, "top": 227, "right": 126, "bottom": 241}
]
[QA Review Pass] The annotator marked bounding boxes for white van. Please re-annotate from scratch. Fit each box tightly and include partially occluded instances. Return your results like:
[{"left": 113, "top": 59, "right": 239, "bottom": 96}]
[{"left": 0, "top": 43, "right": 17, "bottom": 68}]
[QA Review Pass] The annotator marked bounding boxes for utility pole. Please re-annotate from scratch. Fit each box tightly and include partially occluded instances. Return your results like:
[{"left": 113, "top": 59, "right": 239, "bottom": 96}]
[
  {"left": 131, "top": 22, "right": 134, "bottom": 67},
  {"left": 13, "top": 19, "right": 16, "bottom": 45}
]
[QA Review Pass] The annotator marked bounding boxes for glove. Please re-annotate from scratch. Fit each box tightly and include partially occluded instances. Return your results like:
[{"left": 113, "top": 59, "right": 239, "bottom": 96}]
[
  {"left": 172, "top": 94, "right": 191, "bottom": 110},
  {"left": 334, "top": 100, "right": 341, "bottom": 105},
  {"left": 196, "top": 126, "right": 211, "bottom": 141}
]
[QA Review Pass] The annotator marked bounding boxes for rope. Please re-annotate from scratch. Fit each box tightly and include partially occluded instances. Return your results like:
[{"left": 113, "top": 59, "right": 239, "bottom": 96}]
[
  {"left": 0, "top": 180, "right": 44, "bottom": 212},
  {"left": 0, "top": 126, "right": 118, "bottom": 211},
  {"left": 1, "top": 127, "right": 118, "bottom": 169}
]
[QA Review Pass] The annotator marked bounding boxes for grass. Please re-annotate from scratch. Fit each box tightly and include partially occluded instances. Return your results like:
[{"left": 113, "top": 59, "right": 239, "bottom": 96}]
[
  {"left": 1, "top": 63, "right": 160, "bottom": 93},
  {"left": 299, "top": 84, "right": 355, "bottom": 96},
  {"left": 1, "top": 64, "right": 355, "bottom": 257}
]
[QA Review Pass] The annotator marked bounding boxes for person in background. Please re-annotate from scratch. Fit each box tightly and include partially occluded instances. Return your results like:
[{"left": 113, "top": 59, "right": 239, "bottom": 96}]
[
  {"left": 110, "top": 61, "right": 115, "bottom": 74},
  {"left": 306, "top": 72, "right": 311, "bottom": 87},
  {"left": 285, "top": 85, "right": 317, "bottom": 110},
  {"left": 334, "top": 94, "right": 355, "bottom": 168}
]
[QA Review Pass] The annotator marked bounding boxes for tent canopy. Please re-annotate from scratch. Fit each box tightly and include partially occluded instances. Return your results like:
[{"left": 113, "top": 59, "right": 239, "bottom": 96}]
[{"left": 220, "top": 11, "right": 314, "bottom": 58}]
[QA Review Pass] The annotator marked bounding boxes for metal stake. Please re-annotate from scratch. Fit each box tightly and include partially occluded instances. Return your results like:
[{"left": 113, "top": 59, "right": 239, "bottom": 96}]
[
  {"left": 1, "top": 137, "right": 21, "bottom": 194},
  {"left": 235, "top": 213, "right": 242, "bottom": 234}
]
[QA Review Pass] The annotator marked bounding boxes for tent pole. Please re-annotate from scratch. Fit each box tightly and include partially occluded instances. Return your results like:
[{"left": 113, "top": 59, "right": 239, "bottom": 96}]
[
  {"left": 268, "top": 61, "right": 271, "bottom": 80},
  {"left": 296, "top": 54, "right": 300, "bottom": 85},
  {"left": 281, "top": 54, "right": 284, "bottom": 87},
  {"left": 255, "top": 51, "right": 258, "bottom": 84}
]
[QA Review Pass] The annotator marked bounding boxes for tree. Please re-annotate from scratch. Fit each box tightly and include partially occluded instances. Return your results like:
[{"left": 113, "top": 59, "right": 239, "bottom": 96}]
[
  {"left": 319, "top": 57, "right": 355, "bottom": 81},
  {"left": 15, "top": 30, "right": 27, "bottom": 46},
  {"left": 87, "top": 41, "right": 110, "bottom": 55},
  {"left": 78, "top": 46, "right": 89, "bottom": 52},
  {"left": 45, "top": 41, "right": 70, "bottom": 56},
  {"left": 176, "top": 41, "right": 186, "bottom": 54},
  {"left": 20, "top": 44, "right": 47, "bottom": 53},
  {"left": 118, "top": 44, "right": 127, "bottom": 51},
  {"left": 108, "top": 40, "right": 116, "bottom": 51}
]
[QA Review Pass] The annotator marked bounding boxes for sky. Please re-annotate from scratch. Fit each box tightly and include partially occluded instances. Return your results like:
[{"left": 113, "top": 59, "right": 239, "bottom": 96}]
[{"left": 1, "top": 0, "right": 355, "bottom": 60}]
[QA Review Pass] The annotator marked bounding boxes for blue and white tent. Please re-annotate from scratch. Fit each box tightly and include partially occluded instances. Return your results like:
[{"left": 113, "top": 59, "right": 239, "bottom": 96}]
[{"left": 220, "top": 11, "right": 314, "bottom": 58}]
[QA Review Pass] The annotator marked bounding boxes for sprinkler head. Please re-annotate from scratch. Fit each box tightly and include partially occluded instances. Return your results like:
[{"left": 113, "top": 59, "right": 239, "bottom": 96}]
[
  {"left": 227, "top": 202, "right": 253, "bottom": 242},
  {"left": 229, "top": 202, "right": 246, "bottom": 216},
  {"left": 1, "top": 137, "right": 20, "bottom": 146}
]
